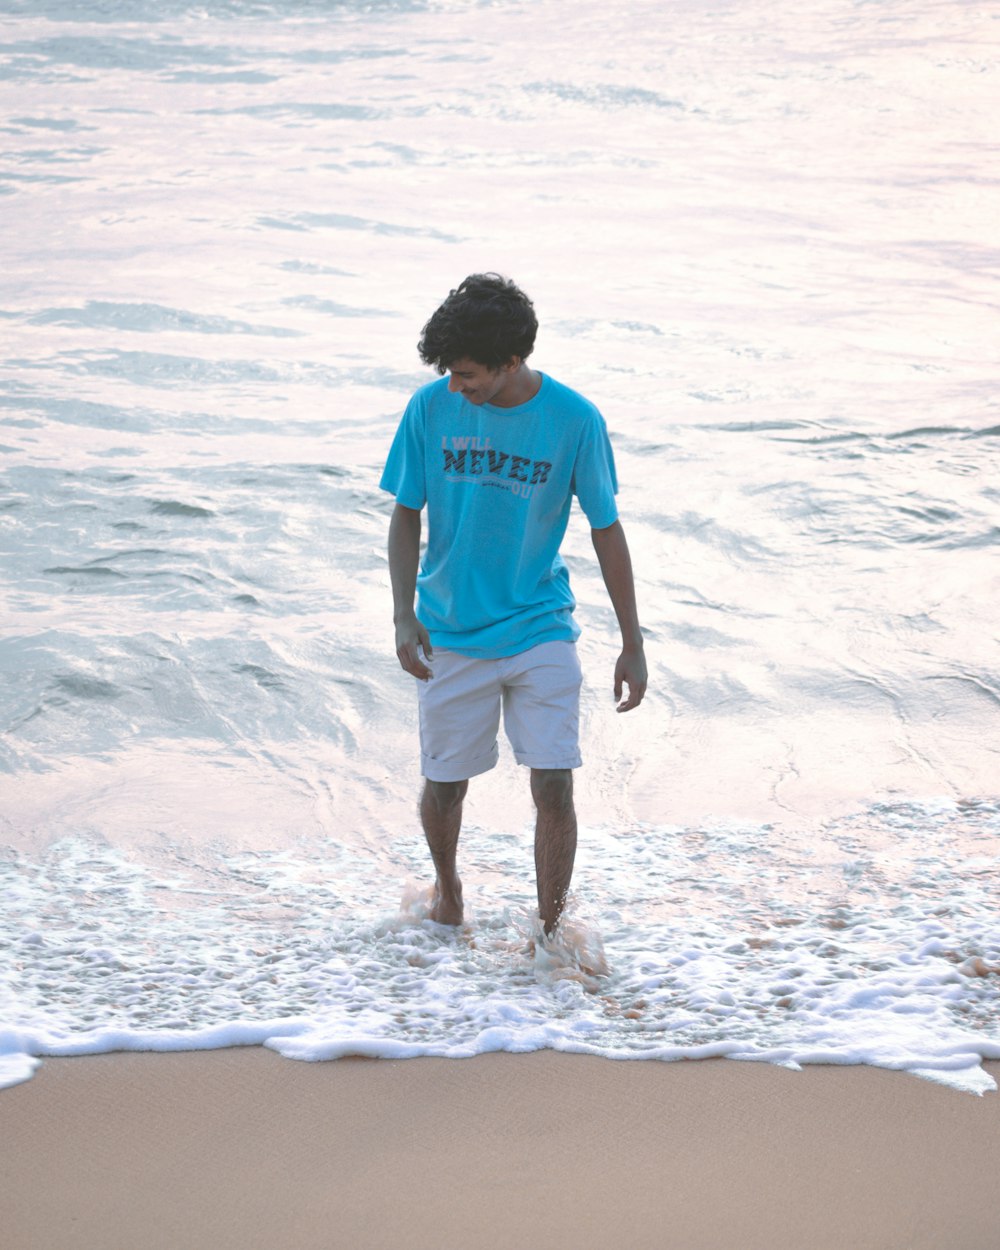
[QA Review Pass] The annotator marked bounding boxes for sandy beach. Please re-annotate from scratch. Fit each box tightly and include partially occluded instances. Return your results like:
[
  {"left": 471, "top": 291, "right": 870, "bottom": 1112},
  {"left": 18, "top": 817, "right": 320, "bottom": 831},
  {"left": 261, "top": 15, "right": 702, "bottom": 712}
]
[{"left": 3, "top": 1051, "right": 999, "bottom": 1250}]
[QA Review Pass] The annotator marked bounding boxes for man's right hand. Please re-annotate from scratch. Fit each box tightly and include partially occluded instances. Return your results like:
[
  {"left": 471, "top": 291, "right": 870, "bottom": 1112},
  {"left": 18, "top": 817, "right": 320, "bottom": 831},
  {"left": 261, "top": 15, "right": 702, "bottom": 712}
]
[{"left": 395, "top": 611, "right": 434, "bottom": 681}]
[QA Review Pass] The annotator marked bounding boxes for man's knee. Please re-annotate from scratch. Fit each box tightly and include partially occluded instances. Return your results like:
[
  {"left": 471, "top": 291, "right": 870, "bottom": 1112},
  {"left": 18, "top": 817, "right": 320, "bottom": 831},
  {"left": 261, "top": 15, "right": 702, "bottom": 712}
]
[
  {"left": 530, "top": 768, "right": 574, "bottom": 812},
  {"left": 423, "top": 778, "right": 468, "bottom": 811}
]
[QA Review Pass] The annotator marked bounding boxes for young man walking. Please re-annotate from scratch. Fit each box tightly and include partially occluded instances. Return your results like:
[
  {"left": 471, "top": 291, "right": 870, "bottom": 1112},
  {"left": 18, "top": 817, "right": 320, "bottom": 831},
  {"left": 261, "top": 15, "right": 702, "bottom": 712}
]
[{"left": 381, "top": 274, "right": 646, "bottom": 936}]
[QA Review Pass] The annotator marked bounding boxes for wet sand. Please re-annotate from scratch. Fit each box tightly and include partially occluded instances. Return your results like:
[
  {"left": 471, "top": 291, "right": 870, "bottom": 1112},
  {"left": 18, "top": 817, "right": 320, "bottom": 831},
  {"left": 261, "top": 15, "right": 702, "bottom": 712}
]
[{"left": 4, "top": 1050, "right": 999, "bottom": 1250}]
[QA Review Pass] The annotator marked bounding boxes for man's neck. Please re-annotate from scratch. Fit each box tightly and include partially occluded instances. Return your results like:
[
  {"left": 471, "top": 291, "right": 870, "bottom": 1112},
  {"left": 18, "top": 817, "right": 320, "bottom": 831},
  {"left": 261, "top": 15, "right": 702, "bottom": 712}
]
[{"left": 492, "top": 363, "right": 542, "bottom": 409}]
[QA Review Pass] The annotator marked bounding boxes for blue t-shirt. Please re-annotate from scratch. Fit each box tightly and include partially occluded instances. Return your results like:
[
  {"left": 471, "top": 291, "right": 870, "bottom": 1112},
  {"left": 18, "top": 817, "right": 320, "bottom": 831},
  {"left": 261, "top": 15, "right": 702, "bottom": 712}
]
[{"left": 379, "top": 371, "right": 618, "bottom": 658}]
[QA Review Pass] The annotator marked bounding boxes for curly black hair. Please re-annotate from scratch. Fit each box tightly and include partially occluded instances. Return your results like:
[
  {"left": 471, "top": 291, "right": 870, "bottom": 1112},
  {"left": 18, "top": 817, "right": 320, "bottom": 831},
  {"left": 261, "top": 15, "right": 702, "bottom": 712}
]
[{"left": 418, "top": 273, "right": 538, "bottom": 373}]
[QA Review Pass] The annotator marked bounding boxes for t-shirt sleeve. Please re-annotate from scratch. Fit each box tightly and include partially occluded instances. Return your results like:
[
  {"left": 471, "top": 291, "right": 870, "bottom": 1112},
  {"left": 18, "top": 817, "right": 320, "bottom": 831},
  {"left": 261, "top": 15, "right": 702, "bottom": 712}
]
[
  {"left": 572, "top": 409, "right": 619, "bottom": 528},
  {"left": 379, "top": 394, "right": 426, "bottom": 510}
]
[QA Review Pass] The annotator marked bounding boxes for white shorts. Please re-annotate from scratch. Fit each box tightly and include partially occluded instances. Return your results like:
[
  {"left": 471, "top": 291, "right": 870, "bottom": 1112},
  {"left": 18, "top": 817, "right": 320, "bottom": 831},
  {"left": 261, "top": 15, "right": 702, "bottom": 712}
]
[{"left": 416, "top": 640, "right": 583, "bottom": 782}]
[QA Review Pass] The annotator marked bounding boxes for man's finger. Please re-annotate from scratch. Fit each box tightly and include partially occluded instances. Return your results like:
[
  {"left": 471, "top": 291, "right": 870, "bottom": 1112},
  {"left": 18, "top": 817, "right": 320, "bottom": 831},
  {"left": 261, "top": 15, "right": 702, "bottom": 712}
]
[
  {"left": 615, "top": 673, "right": 647, "bottom": 712},
  {"left": 414, "top": 637, "right": 434, "bottom": 679},
  {"left": 397, "top": 644, "right": 431, "bottom": 681}
]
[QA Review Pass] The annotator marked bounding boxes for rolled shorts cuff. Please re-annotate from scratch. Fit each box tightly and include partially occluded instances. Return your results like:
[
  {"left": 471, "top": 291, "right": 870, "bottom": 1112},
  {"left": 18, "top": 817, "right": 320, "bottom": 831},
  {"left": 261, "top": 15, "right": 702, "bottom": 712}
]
[
  {"left": 421, "top": 743, "right": 500, "bottom": 783},
  {"left": 512, "top": 749, "right": 583, "bottom": 770}
]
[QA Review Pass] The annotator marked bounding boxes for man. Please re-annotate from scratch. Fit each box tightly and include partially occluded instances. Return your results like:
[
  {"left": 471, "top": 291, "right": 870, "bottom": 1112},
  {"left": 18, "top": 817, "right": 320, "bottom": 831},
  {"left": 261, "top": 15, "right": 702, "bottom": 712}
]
[{"left": 381, "top": 273, "right": 646, "bottom": 937}]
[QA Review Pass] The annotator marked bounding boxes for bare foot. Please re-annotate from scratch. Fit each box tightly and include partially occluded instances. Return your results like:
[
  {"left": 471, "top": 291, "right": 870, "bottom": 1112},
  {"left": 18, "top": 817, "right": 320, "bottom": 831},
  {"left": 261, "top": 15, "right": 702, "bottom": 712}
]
[
  {"left": 428, "top": 877, "right": 463, "bottom": 926},
  {"left": 532, "top": 917, "right": 609, "bottom": 991}
]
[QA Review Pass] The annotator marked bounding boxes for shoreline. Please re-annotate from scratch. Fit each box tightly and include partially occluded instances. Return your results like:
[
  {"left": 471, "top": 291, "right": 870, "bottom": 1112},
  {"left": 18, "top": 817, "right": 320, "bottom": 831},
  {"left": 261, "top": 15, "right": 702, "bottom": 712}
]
[{"left": 4, "top": 1049, "right": 999, "bottom": 1250}]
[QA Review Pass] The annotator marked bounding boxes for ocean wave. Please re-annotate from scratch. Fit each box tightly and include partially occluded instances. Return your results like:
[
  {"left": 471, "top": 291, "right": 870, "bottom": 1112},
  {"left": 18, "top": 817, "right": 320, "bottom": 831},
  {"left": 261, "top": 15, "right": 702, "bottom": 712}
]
[
  {"left": 26, "top": 301, "right": 303, "bottom": 337},
  {"left": 2, "top": 803, "right": 998, "bottom": 1094}
]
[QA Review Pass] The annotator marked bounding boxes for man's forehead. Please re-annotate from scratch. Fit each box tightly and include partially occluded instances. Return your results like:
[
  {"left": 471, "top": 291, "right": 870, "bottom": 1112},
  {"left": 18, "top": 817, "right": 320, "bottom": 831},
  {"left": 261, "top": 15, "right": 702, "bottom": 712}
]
[{"left": 447, "top": 358, "right": 487, "bottom": 374}]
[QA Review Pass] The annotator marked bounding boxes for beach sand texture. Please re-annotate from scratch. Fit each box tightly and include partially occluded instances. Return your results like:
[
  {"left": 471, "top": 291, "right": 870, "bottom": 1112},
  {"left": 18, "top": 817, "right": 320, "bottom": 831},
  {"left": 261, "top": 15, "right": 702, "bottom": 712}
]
[{"left": 4, "top": 1050, "right": 1000, "bottom": 1250}]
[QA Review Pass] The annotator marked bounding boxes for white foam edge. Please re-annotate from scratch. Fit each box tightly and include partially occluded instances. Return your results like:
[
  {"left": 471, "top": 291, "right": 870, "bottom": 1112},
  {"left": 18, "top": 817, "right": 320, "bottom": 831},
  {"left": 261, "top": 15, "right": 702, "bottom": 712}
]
[
  {"left": 0, "top": 1053, "right": 41, "bottom": 1091},
  {"left": 2, "top": 1029, "right": 995, "bottom": 1095},
  {"left": 908, "top": 1066, "right": 997, "bottom": 1096}
]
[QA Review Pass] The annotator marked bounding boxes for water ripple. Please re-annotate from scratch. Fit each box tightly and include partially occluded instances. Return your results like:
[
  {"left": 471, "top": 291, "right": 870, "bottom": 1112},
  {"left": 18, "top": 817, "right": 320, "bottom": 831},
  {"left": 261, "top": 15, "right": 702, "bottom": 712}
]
[{"left": 25, "top": 302, "right": 303, "bottom": 337}]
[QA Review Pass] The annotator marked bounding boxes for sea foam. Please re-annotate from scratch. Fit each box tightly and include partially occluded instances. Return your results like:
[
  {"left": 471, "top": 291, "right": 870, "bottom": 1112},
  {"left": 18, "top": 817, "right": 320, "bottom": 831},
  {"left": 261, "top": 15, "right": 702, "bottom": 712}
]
[{"left": 3, "top": 801, "right": 998, "bottom": 1095}]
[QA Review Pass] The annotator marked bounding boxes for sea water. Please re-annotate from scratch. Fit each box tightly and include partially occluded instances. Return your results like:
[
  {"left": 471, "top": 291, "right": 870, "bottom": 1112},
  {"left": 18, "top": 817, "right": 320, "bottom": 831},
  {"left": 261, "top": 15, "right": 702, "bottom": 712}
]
[{"left": 1, "top": 0, "right": 998, "bottom": 1095}]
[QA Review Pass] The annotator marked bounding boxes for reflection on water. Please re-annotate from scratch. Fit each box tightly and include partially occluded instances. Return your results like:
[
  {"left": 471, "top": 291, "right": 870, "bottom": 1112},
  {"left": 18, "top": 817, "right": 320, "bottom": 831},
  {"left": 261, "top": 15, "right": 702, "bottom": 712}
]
[{"left": 0, "top": 0, "right": 998, "bottom": 1090}]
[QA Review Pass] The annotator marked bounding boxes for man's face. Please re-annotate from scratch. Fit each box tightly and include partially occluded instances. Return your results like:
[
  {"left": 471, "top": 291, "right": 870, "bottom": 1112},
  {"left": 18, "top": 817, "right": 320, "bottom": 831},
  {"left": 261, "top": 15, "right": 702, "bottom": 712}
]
[{"left": 446, "top": 357, "right": 515, "bottom": 406}]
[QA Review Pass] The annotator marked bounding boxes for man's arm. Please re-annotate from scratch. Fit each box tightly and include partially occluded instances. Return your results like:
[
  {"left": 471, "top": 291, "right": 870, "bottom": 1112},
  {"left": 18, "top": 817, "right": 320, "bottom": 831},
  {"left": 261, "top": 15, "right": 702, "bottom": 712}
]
[
  {"left": 591, "top": 520, "right": 647, "bottom": 712},
  {"left": 388, "top": 502, "right": 433, "bottom": 680}
]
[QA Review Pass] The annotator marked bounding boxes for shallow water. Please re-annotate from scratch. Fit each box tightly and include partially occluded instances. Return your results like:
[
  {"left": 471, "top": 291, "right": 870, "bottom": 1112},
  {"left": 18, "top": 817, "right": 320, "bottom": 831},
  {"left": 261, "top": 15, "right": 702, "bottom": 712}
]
[{"left": 1, "top": 0, "right": 998, "bottom": 1093}]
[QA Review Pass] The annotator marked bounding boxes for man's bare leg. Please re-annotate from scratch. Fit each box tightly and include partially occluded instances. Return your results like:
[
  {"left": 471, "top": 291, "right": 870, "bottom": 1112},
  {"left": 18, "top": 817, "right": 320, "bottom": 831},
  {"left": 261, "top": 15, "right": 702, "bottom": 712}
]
[
  {"left": 420, "top": 778, "right": 468, "bottom": 925},
  {"left": 531, "top": 768, "right": 577, "bottom": 936}
]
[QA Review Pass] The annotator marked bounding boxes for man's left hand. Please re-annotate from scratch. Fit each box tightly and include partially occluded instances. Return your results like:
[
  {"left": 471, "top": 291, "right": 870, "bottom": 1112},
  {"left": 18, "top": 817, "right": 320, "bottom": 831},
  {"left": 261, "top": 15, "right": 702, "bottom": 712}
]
[{"left": 614, "top": 647, "right": 647, "bottom": 712}]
